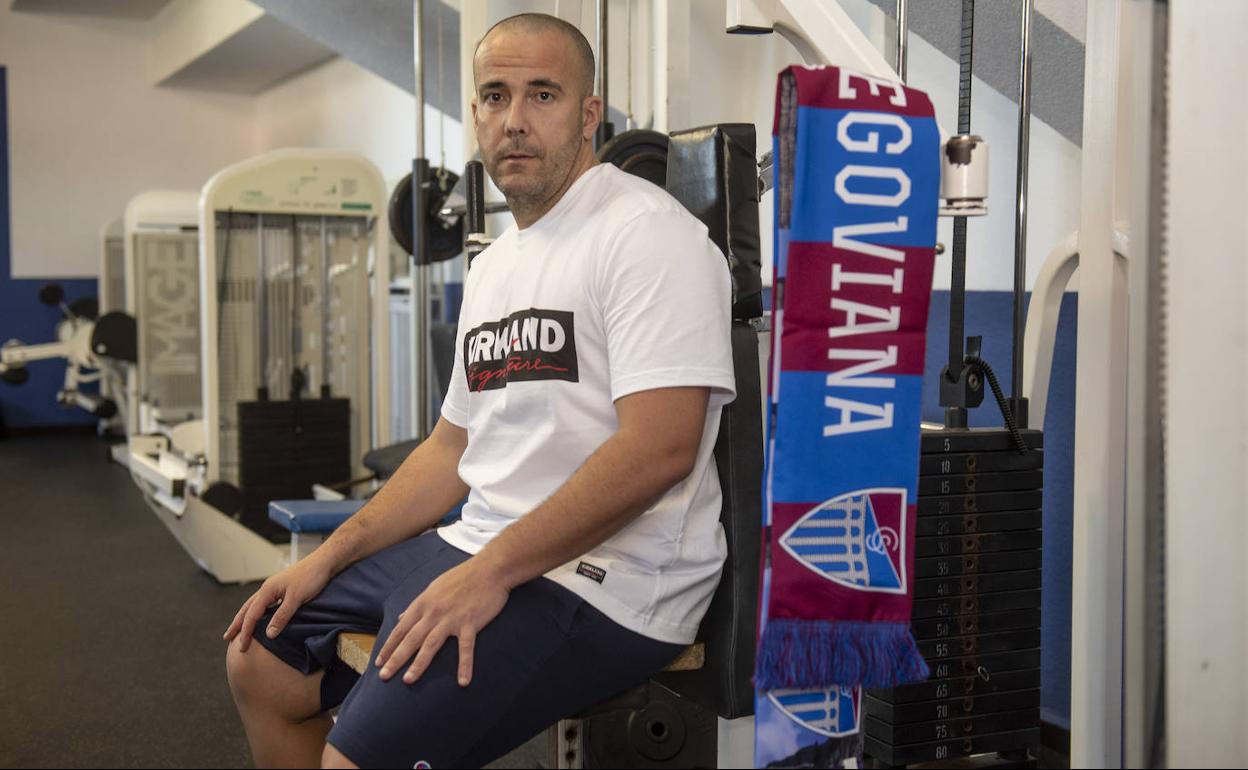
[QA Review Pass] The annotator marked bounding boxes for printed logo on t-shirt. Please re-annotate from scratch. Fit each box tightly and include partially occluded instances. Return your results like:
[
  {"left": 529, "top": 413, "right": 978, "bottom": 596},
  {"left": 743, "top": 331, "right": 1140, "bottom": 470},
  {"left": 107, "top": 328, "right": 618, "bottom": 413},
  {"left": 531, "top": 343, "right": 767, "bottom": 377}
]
[
  {"left": 463, "top": 308, "right": 579, "bottom": 392},
  {"left": 576, "top": 561, "right": 607, "bottom": 584}
]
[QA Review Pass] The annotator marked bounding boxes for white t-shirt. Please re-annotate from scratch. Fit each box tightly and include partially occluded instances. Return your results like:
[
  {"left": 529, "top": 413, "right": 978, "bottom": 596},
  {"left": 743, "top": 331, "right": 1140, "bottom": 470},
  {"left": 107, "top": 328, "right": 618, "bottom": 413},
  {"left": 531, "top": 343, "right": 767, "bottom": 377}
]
[{"left": 437, "top": 163, "right": 737, "bottom": 644}]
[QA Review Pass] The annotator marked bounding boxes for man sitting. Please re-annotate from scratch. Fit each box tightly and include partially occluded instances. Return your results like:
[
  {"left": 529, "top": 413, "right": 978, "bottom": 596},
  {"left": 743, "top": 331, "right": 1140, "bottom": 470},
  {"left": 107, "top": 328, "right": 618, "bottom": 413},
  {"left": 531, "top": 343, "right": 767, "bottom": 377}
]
[{"left": 223, "top": 13, "right": 735, "bottom": 768}]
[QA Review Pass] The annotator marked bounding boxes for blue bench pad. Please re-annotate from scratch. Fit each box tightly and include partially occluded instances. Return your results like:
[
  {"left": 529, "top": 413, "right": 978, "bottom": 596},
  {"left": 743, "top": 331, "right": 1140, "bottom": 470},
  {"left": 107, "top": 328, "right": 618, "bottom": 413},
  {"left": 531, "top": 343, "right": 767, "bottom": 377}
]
[{"left": 268, "top": 499, "right": 367, "bottom": 534}]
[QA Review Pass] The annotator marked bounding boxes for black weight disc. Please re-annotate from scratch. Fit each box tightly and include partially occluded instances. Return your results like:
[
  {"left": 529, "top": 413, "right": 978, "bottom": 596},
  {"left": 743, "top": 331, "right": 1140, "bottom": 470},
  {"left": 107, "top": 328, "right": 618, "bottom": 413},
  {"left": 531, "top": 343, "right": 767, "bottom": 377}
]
[
  {"left": 389, "top": 168, "right": 465, "bottom": 264},
  {"left": 2, "top": 366, "right": 30, "bottom": 386},
  {"left": 201, "top": 482, "right": 244, "bottom": 518},
  {"left": 389, "top": 173, "right": 414, "bottom": 254},
  {"left": 91, "top": 312, "right": 138, "bottom": 363},
  {"left": 39, "top": 283, "right": 65, "bottom": 307},
  {"left": 596, "top": 129, "right": 669, "bottom": 188},
  {"left": 626, "top": 700, "right": 686, "bottom": 762},
  {"left": 69, "top": 297, "right": 99, "bottom": 320}
]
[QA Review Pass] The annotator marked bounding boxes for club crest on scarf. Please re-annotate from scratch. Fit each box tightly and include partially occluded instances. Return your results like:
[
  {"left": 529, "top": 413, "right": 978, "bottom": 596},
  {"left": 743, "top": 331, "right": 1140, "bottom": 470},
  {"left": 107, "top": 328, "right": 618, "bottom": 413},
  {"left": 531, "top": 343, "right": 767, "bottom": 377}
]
[
  {"left": 779, "top": 489, "right": 907, "bottom": 595},
  {"left": 768, "top": 686, "right": 861, "bottom": 739}
]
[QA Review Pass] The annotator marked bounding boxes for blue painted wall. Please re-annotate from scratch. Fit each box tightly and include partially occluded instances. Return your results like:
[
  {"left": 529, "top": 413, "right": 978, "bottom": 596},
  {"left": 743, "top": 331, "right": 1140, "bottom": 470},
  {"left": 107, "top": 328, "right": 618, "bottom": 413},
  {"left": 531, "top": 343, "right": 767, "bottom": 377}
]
[
  {"left": 924, "top": 289, "right": 1077, "bottom": 729},
  {"left": 0, "top": 67, "right": 98, "bottom": 432}
]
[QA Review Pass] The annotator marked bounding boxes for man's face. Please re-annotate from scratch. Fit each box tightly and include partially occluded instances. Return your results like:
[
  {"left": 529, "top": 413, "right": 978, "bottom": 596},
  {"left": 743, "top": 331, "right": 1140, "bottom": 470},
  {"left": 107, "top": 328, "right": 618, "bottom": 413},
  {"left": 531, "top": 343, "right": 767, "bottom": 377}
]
[{"left": 472, "top": 27, "right": 597, "bottom": 206}]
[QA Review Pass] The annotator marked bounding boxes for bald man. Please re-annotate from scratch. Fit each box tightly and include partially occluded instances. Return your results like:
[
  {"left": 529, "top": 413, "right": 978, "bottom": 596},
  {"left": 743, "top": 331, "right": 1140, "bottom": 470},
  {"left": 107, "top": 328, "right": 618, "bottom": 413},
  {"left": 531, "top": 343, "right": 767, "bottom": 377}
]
[{"left": 224, "top": 14, "right": 734, "bottom": 768}]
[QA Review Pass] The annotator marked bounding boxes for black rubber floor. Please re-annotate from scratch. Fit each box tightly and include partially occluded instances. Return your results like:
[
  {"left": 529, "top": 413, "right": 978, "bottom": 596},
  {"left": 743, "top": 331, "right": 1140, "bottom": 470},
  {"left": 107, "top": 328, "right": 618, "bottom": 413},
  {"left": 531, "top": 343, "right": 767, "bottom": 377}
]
[
  {"left": 0, "top": 433, "right": 550, "bottom": 769},
  {"left": 0, "top": 433, "right": 255, "bottom": 768}
]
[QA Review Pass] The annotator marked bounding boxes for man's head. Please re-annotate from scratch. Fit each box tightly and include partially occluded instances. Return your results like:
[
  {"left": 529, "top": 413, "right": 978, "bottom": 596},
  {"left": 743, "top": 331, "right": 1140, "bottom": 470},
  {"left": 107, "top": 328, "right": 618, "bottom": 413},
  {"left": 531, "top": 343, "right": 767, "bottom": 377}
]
[{"left": 472, "top": 13, "right": 601, "bottom": 224}]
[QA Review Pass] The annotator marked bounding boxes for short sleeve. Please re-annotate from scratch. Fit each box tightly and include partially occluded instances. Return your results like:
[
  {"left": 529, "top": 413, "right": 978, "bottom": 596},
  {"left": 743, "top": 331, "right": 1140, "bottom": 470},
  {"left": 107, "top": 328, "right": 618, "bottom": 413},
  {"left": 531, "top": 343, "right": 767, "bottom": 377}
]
[
  {"left": 595, "top": 209, "right": 736, "bottom": 407},
  {"left": 440, "top": 309, "right": 470, "bottom": 428}
]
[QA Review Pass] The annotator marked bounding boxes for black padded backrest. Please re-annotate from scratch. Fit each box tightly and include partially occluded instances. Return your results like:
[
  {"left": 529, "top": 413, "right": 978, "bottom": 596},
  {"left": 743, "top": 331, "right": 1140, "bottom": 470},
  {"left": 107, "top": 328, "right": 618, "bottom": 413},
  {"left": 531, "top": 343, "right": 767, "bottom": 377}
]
[
  {"left": 665, "top": 124, "right": 764, "bottom": 321},
  {"left": 656, "top": 323, "right": 763, "bottom": 719},
  {"left": 656, "top": 124, "right": 764, "bottom": 719}
]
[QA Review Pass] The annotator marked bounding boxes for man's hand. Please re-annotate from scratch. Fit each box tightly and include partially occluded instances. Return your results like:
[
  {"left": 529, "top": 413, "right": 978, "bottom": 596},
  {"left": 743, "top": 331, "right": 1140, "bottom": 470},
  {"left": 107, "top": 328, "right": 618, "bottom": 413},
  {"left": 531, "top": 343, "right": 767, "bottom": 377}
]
[
  {"left": 374, "top": 558, "right": 509, "bottom": 687},
  {"left": 223, "top": 554, "right": 335, "bottom": 652}
]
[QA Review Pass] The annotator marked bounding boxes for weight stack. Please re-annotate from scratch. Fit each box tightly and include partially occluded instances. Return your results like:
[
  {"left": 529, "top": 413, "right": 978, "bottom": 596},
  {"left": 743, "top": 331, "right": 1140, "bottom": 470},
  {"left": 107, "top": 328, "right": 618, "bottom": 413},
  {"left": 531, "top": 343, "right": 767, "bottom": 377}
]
[{"left": 863, "top": 427, "right": 1044, "bottom": 768}]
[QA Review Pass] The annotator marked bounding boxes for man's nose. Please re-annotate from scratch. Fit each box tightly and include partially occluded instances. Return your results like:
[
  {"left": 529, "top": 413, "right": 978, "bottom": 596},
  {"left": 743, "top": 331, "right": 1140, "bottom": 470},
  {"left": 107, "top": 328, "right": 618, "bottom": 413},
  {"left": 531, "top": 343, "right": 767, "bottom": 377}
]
[{"left": 504, "top": 100, "right": 529, "bottom": 137}]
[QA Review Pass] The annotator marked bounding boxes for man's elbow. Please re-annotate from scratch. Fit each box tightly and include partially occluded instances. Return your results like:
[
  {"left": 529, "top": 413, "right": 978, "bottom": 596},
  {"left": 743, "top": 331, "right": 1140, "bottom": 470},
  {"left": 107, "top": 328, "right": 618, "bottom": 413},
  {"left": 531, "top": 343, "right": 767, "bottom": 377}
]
[{"left": 654, "top": 438, "right": 701, "bottom": 487}]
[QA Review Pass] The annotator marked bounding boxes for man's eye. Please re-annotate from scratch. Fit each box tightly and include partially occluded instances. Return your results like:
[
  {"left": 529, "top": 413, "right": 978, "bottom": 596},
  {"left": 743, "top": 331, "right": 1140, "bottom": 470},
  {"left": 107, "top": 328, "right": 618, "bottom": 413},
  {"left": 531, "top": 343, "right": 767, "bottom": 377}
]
[
  {"left": 537, "top": 92, "right": 553, "bottom": 102},
  {"left": 485, "top": 93, "right": 502, "bottom": 103}
]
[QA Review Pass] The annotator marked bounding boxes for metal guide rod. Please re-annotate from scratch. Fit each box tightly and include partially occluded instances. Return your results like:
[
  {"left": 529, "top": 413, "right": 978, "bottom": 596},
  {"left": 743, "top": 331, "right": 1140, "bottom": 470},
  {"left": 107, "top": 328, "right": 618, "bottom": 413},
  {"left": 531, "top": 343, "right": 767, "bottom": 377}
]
[
  {"left": 320, "top": 217, "right": 330, "bottom": 396},
  {"left": 257, "top": 214, "right": 269, "bottom": 399},
  {"left": 896, "top": 0, "right": 908, "bottom": 82},
  {"left": 463, "top": 160, "right": 488, "bottom": 274},
  {"left": 465, "top": 162, "right": 486, "bottom": 239},
  {"left": 412, "top": 0, "right": 429, "bottom": 438},
  {"left": 626, "top": 0, "right": 634, "bottom": 129},
  {"left": 946, "top": 0, "right": 975, "bottom": 421},
  {"left": 597, "top": 0, "right": 609, "bottom": 147},
  {"left": 290, "top": 218, "right": 300, "bottom": 398},
  {"left": 1011, "top": 0, "right": 1034, "bottom": 406}
]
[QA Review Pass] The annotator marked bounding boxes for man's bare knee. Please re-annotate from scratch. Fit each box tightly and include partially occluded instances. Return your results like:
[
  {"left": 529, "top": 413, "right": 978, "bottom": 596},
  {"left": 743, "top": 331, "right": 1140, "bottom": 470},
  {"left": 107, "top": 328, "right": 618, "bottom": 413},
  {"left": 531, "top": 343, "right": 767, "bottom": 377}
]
[
  {"left": 321, "top": 743, "right": 359, "bottom": 769},
  {"left": 225, "top": 640, "right": 322, "bottom": 723}
]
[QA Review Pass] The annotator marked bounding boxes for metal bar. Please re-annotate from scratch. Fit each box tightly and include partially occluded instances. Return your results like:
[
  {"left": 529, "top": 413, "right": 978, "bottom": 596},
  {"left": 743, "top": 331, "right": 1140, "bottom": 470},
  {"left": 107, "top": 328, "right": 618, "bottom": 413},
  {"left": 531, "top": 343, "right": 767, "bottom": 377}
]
[
  {"left": 0, "top": 340, "right": 73, "bottom": 366},
  {"left": 947, "top": 0, "right": 975, "bottom": 389},
  {"left": 320, "top": 217, "right": 331, "bottom": 396},
  {"left": 948, "top": 216, "right": 969, "bottom": 374},
  {"left": 465, "top": 163, "right": 486, "bottom": 235},
  {"left": 957, "top": 0, "right": 974, "bottom": 136},
  {"left": 1011, "top": 0, "right": 1034, "bottom": 402},
  {"left": 257, "top": 214, "right": 269, "bottom": 399},
  {"left": 597, "top": 0, "right": 609, "bottom": 146},
  {"left": 896, "top": 0, "right": 908, "bottom": 82},
  {"left": 440, "top": 200, "right": 511, "bottom": 218},
  {"left": 1165, "top": 6, "right": 1248, "bottom": 764},
  {"left": 1070, "top": 1, "right": 1127, "bottom": 764},
  {"left": 412, "top": 0, "right": 429, "bottom": 438},
  {"left": 290, "top": 217, "right": 300, "bottom": 399},
  {"left": 1140, "top": 7, "right": 1168, "bottom": 765},
  {"left": 414, "top": 0, "right": 425, "bottom": 158},
  {"left": 464, "top": 160, "right": 487, "bottom": 270},
  {"left": 626, "top": 0, "right": 634, "bottom": 129}
]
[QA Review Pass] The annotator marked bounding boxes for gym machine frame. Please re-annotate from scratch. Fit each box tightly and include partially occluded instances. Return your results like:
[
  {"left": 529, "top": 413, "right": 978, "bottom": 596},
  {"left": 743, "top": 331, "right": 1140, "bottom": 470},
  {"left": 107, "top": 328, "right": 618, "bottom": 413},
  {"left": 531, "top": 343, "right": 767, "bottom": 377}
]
[
  {"left": 121, "top": 190, "right": 202, "bottom": 441},
  {"left": 128, "top": 149, "right": 391, "bottom": 584}
]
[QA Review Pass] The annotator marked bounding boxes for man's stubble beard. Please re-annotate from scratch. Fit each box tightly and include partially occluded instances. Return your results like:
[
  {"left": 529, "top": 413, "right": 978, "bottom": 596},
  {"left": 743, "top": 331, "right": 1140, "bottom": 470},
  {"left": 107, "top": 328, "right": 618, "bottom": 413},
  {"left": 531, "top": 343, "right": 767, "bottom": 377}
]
[{"left": 490, "top": 117, "right": 585, "bottom": 218}]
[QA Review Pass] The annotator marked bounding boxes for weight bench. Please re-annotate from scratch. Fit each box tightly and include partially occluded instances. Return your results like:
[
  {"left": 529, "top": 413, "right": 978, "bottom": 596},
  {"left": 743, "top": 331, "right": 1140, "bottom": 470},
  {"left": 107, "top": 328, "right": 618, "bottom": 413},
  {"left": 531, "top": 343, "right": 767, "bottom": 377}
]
[
  {"left": 268, "top": 499, "right": 367, "bottom": 563},
  {"left": 322, "top": 123, "right": 766, "bottom": 768}
]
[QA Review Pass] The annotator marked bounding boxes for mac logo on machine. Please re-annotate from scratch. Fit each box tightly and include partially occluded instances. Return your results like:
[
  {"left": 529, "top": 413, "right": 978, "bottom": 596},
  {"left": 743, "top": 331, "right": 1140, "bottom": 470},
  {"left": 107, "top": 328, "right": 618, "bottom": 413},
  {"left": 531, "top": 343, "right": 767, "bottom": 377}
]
[{"left": 779, "top": 488, "right": 907, "bottom": 594}]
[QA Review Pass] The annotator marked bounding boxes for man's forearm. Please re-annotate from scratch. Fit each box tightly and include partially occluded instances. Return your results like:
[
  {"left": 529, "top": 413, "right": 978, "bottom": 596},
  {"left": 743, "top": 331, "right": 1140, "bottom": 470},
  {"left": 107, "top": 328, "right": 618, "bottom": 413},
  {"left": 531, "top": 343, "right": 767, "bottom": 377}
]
[
  {"left": 471, "top": 426, "right": 697, "bottom": 590},
  {"left": 318, "top": 423, "right": 470, "bottom": 574}
]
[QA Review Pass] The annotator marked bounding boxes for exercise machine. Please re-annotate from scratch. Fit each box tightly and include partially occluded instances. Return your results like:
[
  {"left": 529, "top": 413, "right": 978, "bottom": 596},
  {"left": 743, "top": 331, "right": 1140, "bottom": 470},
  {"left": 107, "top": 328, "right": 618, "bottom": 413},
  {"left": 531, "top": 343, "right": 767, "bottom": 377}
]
[
  {"left": 0, "top": 283, "right": 136, "bottom": 421},
  {"left": 126, "top": 149, "right": 390, "bottom": 584}
]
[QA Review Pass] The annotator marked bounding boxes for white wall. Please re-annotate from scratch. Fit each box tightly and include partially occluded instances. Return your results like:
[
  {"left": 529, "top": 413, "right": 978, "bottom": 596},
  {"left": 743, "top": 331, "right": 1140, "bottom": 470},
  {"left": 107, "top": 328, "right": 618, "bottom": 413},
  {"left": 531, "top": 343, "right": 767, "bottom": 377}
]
[
  {"left": 255, "top": 55, "right": 463, "bottom": 187},
  {"left": 0, "top": 5, "right": 258, "bottom": 278}
]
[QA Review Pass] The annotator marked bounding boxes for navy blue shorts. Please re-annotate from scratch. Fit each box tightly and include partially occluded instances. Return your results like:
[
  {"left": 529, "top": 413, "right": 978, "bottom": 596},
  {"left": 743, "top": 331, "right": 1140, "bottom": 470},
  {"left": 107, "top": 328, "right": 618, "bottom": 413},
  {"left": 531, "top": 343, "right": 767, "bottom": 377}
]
[{"left": 253, "top": 531, "right": 684, "bottom": 768}]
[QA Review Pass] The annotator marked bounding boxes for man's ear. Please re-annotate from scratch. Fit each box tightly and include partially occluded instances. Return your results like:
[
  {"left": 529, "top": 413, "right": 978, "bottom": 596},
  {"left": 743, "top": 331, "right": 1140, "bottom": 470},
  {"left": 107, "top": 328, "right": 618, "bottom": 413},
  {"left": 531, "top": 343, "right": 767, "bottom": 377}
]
[{"left": 582, "top": 94, "right": 603, "bottom": 140}]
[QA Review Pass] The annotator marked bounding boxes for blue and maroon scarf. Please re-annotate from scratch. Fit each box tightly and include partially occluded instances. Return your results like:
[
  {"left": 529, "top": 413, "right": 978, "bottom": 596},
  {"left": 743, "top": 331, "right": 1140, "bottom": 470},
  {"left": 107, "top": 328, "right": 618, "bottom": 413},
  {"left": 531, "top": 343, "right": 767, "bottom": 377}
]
[{"left": 755, "top": 65, "right": 941, "bottom": 767}]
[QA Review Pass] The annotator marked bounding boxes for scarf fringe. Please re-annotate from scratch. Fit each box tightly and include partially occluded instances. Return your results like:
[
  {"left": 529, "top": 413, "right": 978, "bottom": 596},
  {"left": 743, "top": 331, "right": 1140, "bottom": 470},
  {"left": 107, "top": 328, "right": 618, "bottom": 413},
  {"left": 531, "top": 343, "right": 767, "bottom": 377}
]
[{"left": 754, "top": 619, "right": 930, "bottom": 691}]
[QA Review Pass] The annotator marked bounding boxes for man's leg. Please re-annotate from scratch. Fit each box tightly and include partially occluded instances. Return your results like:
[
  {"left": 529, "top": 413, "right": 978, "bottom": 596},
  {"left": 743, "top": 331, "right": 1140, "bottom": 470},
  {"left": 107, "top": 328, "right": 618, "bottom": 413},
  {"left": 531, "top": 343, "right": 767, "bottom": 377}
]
[
  {"left": 322, "top": 572, "right": 683, "bottom": 769},
  {"left": 321, "top": 742, "right": 358, "bottom": 769},
  {"left": 226, "top": 639, "right": 332, "bottom": 769},
  {"left": 221, "top": 533, "right": 464, "bottom": 767}
]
